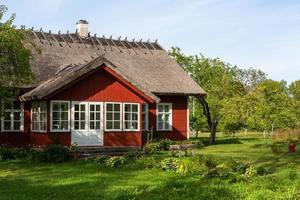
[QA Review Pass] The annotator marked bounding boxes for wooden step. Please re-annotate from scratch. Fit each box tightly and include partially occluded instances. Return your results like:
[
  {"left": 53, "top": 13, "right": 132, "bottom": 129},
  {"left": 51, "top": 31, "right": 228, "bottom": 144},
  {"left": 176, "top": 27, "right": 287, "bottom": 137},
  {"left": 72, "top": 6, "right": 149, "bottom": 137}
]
[{"left": 75, "top": 146, "right": 142, "bottom": 155}]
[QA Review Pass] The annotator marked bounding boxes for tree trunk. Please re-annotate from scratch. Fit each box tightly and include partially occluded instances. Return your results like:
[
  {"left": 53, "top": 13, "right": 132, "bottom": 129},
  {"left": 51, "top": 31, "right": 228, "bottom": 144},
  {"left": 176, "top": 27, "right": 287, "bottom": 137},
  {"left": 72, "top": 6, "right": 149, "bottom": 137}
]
[
  {"left": 198, "top": 96, "right": 218, "bottom": 144},
  {"left": 270, "top": 122, "right": 275, "bottom": 135},
  {"left": 209, "top": 120, "right": 218, "bottom": 144},
  {"left": 195, "top": 130, "right": 199, "bottom": 139}
]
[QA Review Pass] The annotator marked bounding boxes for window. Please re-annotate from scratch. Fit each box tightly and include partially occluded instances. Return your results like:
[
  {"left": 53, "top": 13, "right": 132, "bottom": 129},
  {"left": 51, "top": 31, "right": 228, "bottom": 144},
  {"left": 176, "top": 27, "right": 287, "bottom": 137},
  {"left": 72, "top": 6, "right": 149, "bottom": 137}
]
[
  {"left": 142, "top": 104, "right": 148, "bottom": 131},
  {"left": 31, "top": 102, "right": 47, "bottom": 132},
  {"left": 51, "top": 101, "right": 70, "bottom": 131},
  {"left": 89, "top": 104, "right": 101, "bottom": 130},
  {"left": 105, "top": 102, "right": 121, "bottom": 131},
  {"left": 73, "top": 103, "right": 86, "bottom": 130},
  {"left": 157, "top": 103, "right": 172, "bottom": 131},
  {"left": 1, "top": 101, "right": 23, "bottom": 132},
  {"left": 123, "top": 103, "right": 139, "bottom": 131}
]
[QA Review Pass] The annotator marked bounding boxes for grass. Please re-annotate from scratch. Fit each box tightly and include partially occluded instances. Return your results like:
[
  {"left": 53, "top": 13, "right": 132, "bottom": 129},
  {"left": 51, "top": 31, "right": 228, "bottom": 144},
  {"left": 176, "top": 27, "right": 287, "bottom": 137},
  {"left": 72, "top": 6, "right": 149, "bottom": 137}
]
[{"left": 0, "top": 132, "right": 300, "bottom": 200}]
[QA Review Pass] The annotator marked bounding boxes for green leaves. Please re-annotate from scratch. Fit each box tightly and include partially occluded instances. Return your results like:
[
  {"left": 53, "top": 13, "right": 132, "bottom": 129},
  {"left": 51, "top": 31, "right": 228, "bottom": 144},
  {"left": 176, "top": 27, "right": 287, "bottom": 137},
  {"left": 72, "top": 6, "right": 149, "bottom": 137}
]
[
  {"left": 170, "top": 47, "right": 300, "bottom": 135},
  {"left": 0, "top": 5, "right": 34, "bottom": 100}
]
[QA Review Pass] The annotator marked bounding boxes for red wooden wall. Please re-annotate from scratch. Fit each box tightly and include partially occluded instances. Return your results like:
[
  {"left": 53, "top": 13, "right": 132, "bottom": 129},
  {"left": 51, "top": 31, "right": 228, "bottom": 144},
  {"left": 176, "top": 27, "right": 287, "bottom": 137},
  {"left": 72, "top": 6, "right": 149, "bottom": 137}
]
[
  {"left": 0, "top": 67, "right": 189, "bottom": 147},
  {"left": 149, "top": 95, "right": 188, "bottom": 141}
]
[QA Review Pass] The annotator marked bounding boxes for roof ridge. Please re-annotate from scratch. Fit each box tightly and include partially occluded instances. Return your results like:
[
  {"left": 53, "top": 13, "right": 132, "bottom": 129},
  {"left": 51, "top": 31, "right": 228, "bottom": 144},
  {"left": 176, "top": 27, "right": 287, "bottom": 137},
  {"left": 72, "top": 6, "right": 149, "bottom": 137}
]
[{"left": 22, "top": 27, "right": 164, "bottom": 53}]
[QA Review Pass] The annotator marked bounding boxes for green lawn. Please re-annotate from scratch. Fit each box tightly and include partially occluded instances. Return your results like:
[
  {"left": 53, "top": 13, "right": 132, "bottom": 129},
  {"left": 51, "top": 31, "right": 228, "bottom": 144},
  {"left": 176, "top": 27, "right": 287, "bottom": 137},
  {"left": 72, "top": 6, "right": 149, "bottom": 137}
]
[{"left": 0, "top": 133, "right": 300, "bottom": 200}]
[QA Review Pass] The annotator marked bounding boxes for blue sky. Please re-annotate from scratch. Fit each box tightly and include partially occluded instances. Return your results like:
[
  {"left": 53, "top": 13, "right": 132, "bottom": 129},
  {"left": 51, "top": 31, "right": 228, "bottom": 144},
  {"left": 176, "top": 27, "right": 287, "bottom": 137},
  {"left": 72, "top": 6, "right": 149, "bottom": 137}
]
[{"left": 2, "top": 0, "right": 300, "bottom": 83}]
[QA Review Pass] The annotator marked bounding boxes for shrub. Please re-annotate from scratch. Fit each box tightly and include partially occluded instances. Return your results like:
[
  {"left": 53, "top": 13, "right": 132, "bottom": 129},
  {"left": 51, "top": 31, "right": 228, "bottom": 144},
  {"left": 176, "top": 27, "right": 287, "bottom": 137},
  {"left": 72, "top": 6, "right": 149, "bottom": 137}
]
[
  {"left": 215, "top": 163, "right": 232, "bottom": 178},
  {"left": 133, "top": 156, "right": 157, "bottom": 169},
  {"left": 0, "top": 147, "right": 17, "bottom": 161},
  {"left": 205, "top": 168, "right": 220, "bottom": 179},
  {"left": 88, "top": 155, "right": 108, "bottom": 164},
  {"left": 17, "top": 146, "right": 39, "bottom": 160},
  {"left": 234, "top": 163, "right": 250, "bottom": 174},
  {"left": 176, "top": 159, "right": 207, "bottom": 176},
  {"left": 256, "top": 166, "right": 267, "bottom": 176},
  {"left": 197, "top": 155, "right": 217, "bottom": 168},
  {"left": 105, "top": 156, "right": 127, "bottom": 167},
  {"left": 158, "top": 139, "right": 172, "bottom": 151},
  {"left": 143, "top": 143, "right": 160, "bottom": 155},
  {"left": 160, "top": 158, "right": 180, "bottom": 172},
  {"left": 245, "top": 165, "right": 257, "bottom": 177},
  {"left": 124, "top": 151, "right": 143, "bottom": 160},
  {"left": 38, "top": 144, "right": 69, "bottom": 163}
]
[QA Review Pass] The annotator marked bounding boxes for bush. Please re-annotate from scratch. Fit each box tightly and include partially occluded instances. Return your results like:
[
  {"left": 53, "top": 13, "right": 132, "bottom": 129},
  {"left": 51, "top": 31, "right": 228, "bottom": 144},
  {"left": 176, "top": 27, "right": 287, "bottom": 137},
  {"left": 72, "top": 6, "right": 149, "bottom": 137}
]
[
  {"left": 177, "top": 159, "right": 207, "bottom": 176},
  {"left": 105, "top": 156, "right": 127, "bottom": 167},
  {"left": 124, "top": 151, "right": 143, "bottom": 160},
  {"left": 38, "top": 144, "right": 69, "bottom": 163},
  {"left": 197, "top": 155, "right": 217, "bottom": 168},
  {"left": 234, "top": 163, "right": 250, "bottom": 174},
  {"left": 205, "top": 168, "right": 220, "bottom": 179},
  {"left": 143, "top": 143, "right": 160, "bottom": 155},
  {"left": 88, "top": 155, "right": 108, "bottom": 164},
  {"left": 133, "top": 156, "right": 157, "bottom": 169},
  {"left": 215, "top": 163, "right": 232, "bottom": 178},
  {"left": 160, "top": 158, "right": 180, "bottom": 172},
  {"left": 245, "top": 165, "right": 257, "bottom": 177},
  {"left": 17, "top": 146, "right": 39, "bottom": 160},
  {"left": 0, "top": 147, "right": 17, "bottom": 161},
  {"left": 158, "top": 139, "right": 172, "bottom": 151},
  {"left": 256, "top": 166, "right": 267, "bottom": 176}
]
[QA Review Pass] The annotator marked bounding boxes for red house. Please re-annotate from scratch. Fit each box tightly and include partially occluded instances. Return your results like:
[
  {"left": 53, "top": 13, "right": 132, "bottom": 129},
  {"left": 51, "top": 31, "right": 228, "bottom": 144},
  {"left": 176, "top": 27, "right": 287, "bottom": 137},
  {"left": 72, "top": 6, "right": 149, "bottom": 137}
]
[{"left": 0, "top": 20, "right": 206, "bottom": 149}]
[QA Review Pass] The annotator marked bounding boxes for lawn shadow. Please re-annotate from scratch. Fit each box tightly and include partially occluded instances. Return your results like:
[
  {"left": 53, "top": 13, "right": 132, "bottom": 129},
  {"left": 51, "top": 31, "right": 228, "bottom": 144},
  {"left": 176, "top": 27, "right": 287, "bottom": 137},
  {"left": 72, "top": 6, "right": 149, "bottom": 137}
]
[
  {"left": 203, "top": 137, "right": 242, "bottom": 146},
  {"left": 106, "top": 177, "right": 238, "bottom": 200}
]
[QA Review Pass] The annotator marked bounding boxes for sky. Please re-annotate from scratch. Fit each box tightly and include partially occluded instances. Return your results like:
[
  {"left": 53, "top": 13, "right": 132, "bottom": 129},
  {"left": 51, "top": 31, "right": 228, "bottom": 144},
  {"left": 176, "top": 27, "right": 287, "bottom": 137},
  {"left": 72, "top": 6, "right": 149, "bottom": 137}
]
[{"left": 1, "top": 0, "right": 300, "bottom": 83}]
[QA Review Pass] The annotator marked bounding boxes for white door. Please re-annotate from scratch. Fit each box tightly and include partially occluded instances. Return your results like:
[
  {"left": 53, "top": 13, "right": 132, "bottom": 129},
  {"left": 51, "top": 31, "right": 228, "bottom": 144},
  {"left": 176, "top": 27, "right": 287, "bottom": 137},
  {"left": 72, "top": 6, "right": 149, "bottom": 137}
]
[
  {"left": 88, "top": 103, "right": 103, "bottom": 145},
  {"left": 71, "top": 102, "right": 103, "bottom": 146}
]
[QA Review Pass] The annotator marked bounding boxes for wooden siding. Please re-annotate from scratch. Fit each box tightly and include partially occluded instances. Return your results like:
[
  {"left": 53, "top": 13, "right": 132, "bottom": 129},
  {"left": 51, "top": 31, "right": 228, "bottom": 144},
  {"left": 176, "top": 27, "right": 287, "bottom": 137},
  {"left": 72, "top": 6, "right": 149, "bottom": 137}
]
[
  {"left": 0, "top": 69, "right": 189, "bottom": 147},
  {"left": 149, "top": 95, "right": 188, "bottom": 140}
]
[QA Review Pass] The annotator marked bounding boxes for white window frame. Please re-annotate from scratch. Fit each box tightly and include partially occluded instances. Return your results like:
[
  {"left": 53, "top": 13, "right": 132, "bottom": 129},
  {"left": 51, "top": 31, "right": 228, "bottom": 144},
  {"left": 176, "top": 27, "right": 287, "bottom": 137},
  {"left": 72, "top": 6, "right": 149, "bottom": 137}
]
[
  {"left": 1, "top": 101, "right": 24, "bottom": 132},
  {"left": 123, "top": 103, "right": 140, "bottom": 132},
  {"left": 156, "top": 103, "right": 172, "bottom": 131},
  {"left": 104, "top": 102, "right": 122, "bottom": 131},
  {"left": 142, "top": 104, "right": 149, "bottom": 131},
  {"left": 31, "top": 102, "right": 47, "bottom": 133},
  {"left": 50, "top": 100, "right": 70, "bottom": 132}
]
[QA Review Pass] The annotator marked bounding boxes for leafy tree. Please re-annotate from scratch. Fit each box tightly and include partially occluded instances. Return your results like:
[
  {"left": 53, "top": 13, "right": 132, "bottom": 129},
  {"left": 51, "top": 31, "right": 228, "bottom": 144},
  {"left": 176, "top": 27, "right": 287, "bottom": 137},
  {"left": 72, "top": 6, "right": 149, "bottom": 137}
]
[
  {"left": 0, "top": 5, "right": 34, "bottom": 102},
  {"left": 170, "top": 47, "right": 243, "bottom": 143},
  {"left": 289, "top": 80, "right": 300, "bottom": 100},
  {"left": 246, "top": 80, "right": 297, "bottom": 132},
  {"left": 221, "top": 95, "right": 247, "bottom": 137},
  {"left": 189, "top": 97, "right": 208, "bottom": 138},
  {"left": 170, "top": 47, "right": 298, "bottom": 142},
  {"left": 289, "top": 80, "right": 300, "bottom": 128},
  {"left": 234, "top": 67, "right": 267, "bottom": 92}
]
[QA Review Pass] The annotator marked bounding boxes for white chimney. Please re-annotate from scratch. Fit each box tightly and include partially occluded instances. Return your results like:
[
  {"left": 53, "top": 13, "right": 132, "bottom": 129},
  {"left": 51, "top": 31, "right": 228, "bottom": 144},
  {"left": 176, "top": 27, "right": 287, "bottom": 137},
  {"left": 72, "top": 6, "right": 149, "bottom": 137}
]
[{"left": 76, "top": 19, "right": 89, "bottom": 37}]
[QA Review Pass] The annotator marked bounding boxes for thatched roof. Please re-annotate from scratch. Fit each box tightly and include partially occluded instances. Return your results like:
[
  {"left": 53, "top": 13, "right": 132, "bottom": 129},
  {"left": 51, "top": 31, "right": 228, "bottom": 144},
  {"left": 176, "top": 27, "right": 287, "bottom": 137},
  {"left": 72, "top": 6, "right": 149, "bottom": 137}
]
[{"left": 20, "top": 30, "right": 206, "bottom": 102}]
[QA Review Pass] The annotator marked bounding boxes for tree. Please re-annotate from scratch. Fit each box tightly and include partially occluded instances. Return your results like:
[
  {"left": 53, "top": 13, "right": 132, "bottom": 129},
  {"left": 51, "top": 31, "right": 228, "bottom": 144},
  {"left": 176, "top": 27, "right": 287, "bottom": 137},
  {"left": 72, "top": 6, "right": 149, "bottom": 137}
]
[
  {"left": 289, "top": 80, "right": 300, "bottom": 100},
  {"left": 289, "top": 80, "right": 300, "bottom": 128},
  {"left": 170, "top": 47, "right": 243, "bottom": 143},
  {"left": 221, "top": 95, "right": 247, "bottom": 137},
  {"left": 189, "top": 97, "right": 208, "bottom": 139},
  {"left": 246, "top": 80, "right": 297, "bottom": 133},
  {"left": 234, "top": 67, "right": 267, "bottom": 92},
  {"left": 0, "top": 5, "right": 34, "bottom": 102}
]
